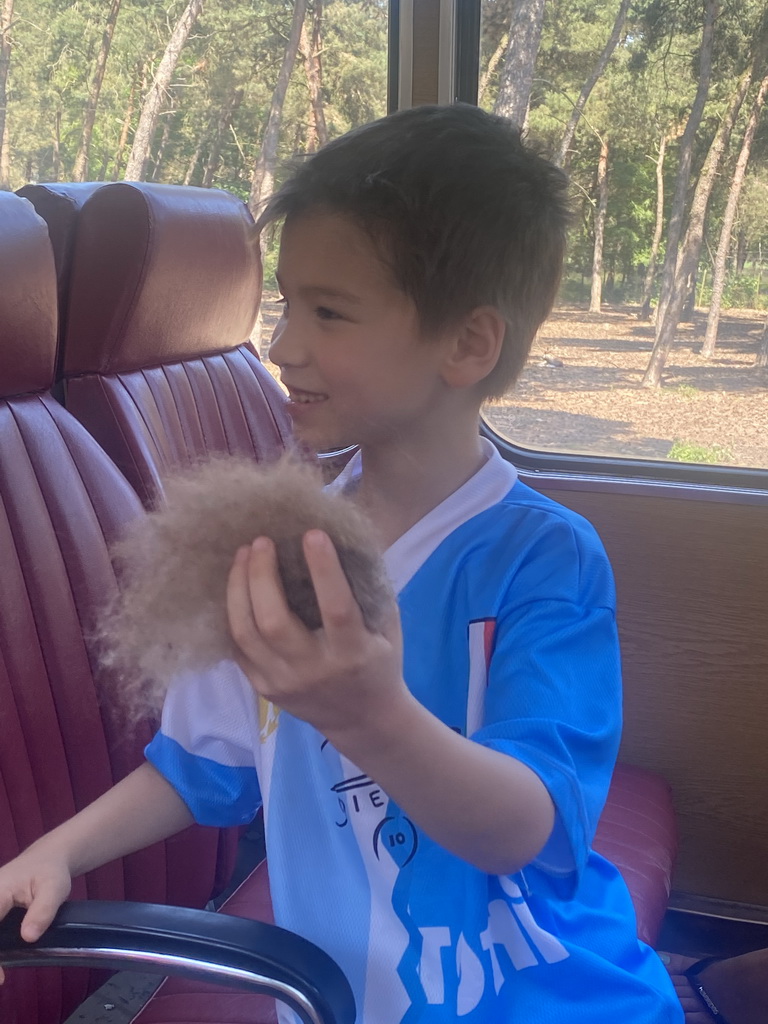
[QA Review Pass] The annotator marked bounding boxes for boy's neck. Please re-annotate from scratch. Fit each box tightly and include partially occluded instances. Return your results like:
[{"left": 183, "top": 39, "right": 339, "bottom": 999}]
[{"left": 352, "top": 418, "right": 487, "bottom": 550}]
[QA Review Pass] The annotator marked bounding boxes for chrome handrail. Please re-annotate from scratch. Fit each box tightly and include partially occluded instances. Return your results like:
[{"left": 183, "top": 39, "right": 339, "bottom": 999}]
[{"left": 0, "top": 901, "right": 356, "bottom": 1024}]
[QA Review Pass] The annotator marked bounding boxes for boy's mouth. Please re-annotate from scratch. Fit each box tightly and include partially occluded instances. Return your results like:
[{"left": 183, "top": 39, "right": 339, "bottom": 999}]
[{"left": 285, "top": 385, "right": 328, "bottom": 404}]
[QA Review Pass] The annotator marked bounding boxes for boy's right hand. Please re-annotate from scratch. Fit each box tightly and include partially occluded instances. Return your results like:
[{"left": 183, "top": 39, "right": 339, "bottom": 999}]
[
  {"left": 0, "top": 762, "right": 195, "bottom": 985},
  {"left": 0, "top": 853, "right": 72, "bottom": 983}
]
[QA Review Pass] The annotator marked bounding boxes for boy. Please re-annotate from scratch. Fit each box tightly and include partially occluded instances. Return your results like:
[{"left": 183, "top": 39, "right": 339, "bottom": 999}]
[{"left": 0, "top": 104, "right": 682, "bottom": 1022}]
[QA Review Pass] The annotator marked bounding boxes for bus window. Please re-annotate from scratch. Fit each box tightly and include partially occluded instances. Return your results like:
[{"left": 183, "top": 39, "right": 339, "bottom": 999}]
[{"left": 475, "top": 0, "right": 768, "bottom": 476}]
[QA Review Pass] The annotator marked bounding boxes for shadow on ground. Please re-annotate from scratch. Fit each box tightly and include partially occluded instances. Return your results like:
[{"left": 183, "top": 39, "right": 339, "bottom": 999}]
[
  {"left": 485, "top": 405, "right": 673, "bottom": 460},
  {"left": 517, "top": 362, "right": 768, "bottom": 394}
]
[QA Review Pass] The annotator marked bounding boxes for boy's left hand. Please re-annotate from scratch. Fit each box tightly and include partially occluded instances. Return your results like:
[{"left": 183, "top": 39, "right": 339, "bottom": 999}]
[{"left": 226, "top": 530, "right": 407, "bottom": 740}]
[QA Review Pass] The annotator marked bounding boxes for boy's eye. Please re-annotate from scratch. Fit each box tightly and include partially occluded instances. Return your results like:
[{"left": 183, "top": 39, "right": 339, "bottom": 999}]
[{"left": 316, "top": 306, "right": 342, "bottom": 321}]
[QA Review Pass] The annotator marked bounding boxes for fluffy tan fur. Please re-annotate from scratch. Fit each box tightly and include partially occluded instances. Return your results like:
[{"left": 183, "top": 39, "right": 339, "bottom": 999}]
[{"left": 99, "top": 456, "right": 392, "bottom": 715}]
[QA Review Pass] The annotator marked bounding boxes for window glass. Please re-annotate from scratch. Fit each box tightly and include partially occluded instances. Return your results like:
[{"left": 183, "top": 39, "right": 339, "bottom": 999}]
[
  {"left": 478, "top": 0, "right": 768, "bottom": 471},
  {"left": 5, "top": 1, "right": 387, "bottom": 195}
]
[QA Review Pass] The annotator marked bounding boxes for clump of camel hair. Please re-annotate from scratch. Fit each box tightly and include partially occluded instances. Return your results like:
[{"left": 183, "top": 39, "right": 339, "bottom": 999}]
[{"left": 98, "top": 455, "right": 392, "bottom": 717}]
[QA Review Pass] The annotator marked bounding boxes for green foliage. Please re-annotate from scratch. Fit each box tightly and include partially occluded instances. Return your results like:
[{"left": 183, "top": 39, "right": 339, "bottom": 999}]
[
  {"left": 262, "top": 241, "right": 279, "bottom": 291},
  {"left": 2, "top": 0, "right": 387, "bottom": 191},
  {"left": 667, "top": 440, "right": 734, "bottom": 463},
  {"left": 697, "top": 271, "right": 767, "bottom": 310},
  {"left": 5, "top": 0, "right": 768, "bottom": 339}
]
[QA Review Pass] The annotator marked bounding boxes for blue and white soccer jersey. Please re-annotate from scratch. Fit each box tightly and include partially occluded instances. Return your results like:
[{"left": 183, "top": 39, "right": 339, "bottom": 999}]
[{"left": 146, "top": 441, "right": 682, "bottom": 1023}]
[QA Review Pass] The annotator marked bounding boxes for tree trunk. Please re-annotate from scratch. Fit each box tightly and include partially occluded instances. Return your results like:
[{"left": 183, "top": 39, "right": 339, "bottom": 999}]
[
  {"left": 703, "top": 74, "right": 768, "bottom": 357},
  {"left": 249, "top": 0, "right": 308, "bottom": 215},
  {"left": 302, "top": 0, "right": 327, "bottom": 153},
  {"left": 757, "top": 315, "right": 768, "bottom": 367},
  {"left": 590, "top": 137, "right": 610, "bottom": 313},
  {"left": 0, "top": 0, "right": 13, "bottom": 190},
  {"left": 639, "top": 132, "right": 669, "bottom": 319},
  {"left": 201, "top": 87, "right": 243, "bottom": 187},
  {"left": 641, "top": 0, "right": 717, "bottom": 387},
  {"left": 51, "top": 108, "right": 61, "bottom": 181},
  {"left": 554, "top": 0, "right": 632, "bottom": 167},
  {"left": 678, "top": 68, "right": 753, "bottom": 275},
  {"left": 493, "top": 0, "right": 546, "bottom": 128},
  {"left": 681, "top": 267, "right": 698, "bottom": 320},
  {"left": 644, "top": 55, "right": 752, "bottom": 385},
  {"left": 676, "top": 64, "right": 754, "bottom": 321},
  {"left": 111, "top": 63, "right": 141, "bottom": 180},
  {"left": 149, "top": 112, "right": 173, "bottom": 181},
  {"left": 124, "top": 0, "right": 204, "bottom": 181},
  {"left": 736, "top": 230, "right": 748, "bottom": 271},
  {"left": 183, "top": 131, "right": 206, "bottom": 185},
  {"left": 72, "top": 0, "right": 122, "bottom": 181},
  {"left": 478, "top": 33, "right": 508, "bottom": 105}
]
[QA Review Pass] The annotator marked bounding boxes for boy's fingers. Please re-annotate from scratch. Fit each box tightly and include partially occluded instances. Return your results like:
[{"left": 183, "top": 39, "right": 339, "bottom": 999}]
[
  {"left": 20, "top": 905, "right": 53, "bottom": 943},
  {"left": 19, "top": 879, "right": 70, "bottom": 943},
  {"left": 226, "top": 547, "right": 270, "bottom": 662},
  {"left": 303, "top": 531, "right": 365, "bottom": 637},
  {"left": 245, "top": 539, "right": 306, "bottom": 651}
]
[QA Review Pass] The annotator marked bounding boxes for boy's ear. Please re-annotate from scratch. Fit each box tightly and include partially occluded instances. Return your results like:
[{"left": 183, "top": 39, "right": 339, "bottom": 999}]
[{"left": 440, "top": 306, "right": 506, "bottom": 389}]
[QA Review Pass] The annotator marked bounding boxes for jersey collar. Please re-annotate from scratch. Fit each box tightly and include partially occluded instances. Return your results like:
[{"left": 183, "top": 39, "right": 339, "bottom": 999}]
[{"left": 328, "top": 439, "right": 518, "bottom": 595}]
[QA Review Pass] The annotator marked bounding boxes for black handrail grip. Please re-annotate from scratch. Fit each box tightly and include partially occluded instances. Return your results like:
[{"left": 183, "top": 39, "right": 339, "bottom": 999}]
[{"left": 0, "top": 901, "right": 355, "bottom": 1024}]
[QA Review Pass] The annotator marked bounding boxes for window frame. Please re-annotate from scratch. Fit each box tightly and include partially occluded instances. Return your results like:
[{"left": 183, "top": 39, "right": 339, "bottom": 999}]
[{"left": 483, "top": 420, "right": 768, "bottom": 493}]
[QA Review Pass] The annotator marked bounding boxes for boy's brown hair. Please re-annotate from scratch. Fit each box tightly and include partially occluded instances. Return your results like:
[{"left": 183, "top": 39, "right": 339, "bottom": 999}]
[{"left": 258, "top": 103, "right": 570, "bottom": 398}]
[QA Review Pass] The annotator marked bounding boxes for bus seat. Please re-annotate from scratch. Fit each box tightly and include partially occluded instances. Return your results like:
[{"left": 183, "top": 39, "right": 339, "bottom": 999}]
[
  {"left": 15, "top": 183, "right": 104, "bottom": 311},
  {"left": 595, "top": 763, "right": 677, "bottom": 947},
  {"left": 128, "top": 861, "right": 279, "bottom": 1024},
  {"left": 0, "top": 192, "right": 237, "bottom": 1024},
  {"left": 31, "top": 181, "right": 291, "bottom": 506}
]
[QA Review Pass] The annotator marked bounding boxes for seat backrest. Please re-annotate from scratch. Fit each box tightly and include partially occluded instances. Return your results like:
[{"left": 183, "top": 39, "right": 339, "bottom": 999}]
[
  {"left": 45, "top": 181, "right": 291, "bottom": 506},
  {"left": 15, "top": 183, "right": 105, "bottom": 305},
  {"left": 15, "top": 184, "right": 107, "bottom": 399},
  {"left": 0, "top": 193, "right": 231, "bottom": 1024}
]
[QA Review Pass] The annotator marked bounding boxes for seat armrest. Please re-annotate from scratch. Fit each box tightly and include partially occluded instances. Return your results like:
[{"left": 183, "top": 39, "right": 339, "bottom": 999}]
[{"left": 0, "top": 901, "right": 355, "bottom": 1024}]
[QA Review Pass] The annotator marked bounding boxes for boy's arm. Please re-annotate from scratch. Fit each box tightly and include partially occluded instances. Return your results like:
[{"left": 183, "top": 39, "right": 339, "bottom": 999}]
[
  {"left": 228, "top": 533, "right": 555, "bottom": 877},
  {"left": 0, "top": 761, "right": 193, "bottom": 951},
  {"left": 326, "top": 693, "right": 555, "bottom": 876}
]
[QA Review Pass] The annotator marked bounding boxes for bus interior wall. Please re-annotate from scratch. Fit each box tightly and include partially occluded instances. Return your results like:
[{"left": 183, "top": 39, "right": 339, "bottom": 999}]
[{"left": 521, "top": 473, "right": 768, "bottom": 918}]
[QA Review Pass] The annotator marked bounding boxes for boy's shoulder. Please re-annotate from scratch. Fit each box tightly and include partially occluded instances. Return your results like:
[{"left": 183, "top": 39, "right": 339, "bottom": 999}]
[
  {"left": 472, "top": 476, "right": 608, "bottom": 557},
  {"left": 440, "top": 478, "right": 616, "bottom": 610}
]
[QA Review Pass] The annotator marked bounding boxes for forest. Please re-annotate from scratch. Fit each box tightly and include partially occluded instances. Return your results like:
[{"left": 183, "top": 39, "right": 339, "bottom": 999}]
[{"left": 2, "top": 0, "right": 768, "bottom": 396}]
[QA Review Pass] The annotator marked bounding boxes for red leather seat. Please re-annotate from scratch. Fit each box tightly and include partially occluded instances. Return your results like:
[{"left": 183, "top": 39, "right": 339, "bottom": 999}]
[
  {"left": 25, "top": 182, "right": 291, "bottom": 507},
  {"left": 130, "top": 861, "right": 278, "bottom": 1024},
  {"left": 0, "top": 192, "right": 234, "bottom": 1024},
  {"left": 594, "top": 762, "right": 677, "bottom": 946},
  {"left": 15, "top": 183, "right": 105, "bottom": 311}
]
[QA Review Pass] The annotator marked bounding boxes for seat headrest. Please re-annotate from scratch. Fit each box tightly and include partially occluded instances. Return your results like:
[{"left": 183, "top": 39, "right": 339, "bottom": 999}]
[
  {"left": 0, "top": 193, "right": 58, "bottom": 397},
  {"left": 16, "top": 183, "right": 106, "bottom": 300},
  {"left": 61, "top": 183, "right": 263, "bottom": 376}
]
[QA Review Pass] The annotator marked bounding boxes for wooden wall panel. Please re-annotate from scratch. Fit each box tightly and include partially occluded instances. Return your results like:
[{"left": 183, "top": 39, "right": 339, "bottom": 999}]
[{"left": 523, "top": 478, "right": 768, "bottom": 907}]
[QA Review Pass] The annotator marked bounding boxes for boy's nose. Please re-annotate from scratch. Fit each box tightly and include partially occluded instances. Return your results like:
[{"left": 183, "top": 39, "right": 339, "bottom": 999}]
[{"left": 268, "top": 312, "right": 306, "bottom": 368}]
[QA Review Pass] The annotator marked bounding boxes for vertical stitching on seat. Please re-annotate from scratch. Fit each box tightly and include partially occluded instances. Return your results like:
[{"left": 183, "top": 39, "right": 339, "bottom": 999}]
[
  {"left": 180, "top": 356, "right": 225, "bottom": 453},
  {"left": 199, "top": 354, "right": 236, "bottom": 455},
  {"left": 222, "top": 346, "right": 289, "bottom": 453},
  {"left": 159, "top": 361, "right": 199, "bottom": 460}
]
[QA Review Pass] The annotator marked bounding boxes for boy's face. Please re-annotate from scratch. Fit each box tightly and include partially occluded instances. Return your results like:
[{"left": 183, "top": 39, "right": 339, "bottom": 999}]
[{"left": 269, "top": 211, "right": 454, "bottom": 453}]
